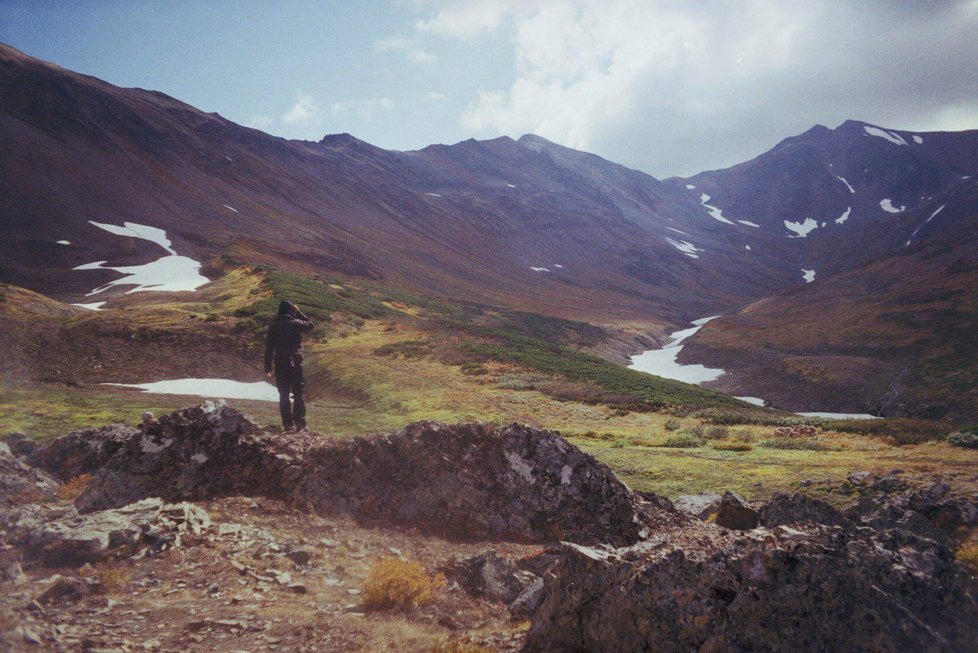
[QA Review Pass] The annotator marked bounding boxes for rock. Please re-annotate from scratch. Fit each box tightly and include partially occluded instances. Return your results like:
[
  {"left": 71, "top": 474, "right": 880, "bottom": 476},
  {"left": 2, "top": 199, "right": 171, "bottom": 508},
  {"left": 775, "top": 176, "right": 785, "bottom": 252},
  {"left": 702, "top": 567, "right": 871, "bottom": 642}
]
[
  {"left": 444, "top": 550, "right": 534, "bottom": 604},
  {"left": 715, "top": 491, "right": 759, "bottom": 530},
  {"left": 1, "top": 443, "right": 59, "bottom": 507},
  {"left": 871, "top": 471, "right": 908, "bottom": 494},
  {"left": 673, "top": 494, "right": 722, "bottom": 520},
  {"left": 286, "top": 548, "right": 312, "bottom": 566},
  {"left": 509, "top": 576, "right": 545, "bottom": 617},
  {"left": 37, "top": 575, "right": 100, "bottom": 605},
  {"left": 46, "top": 404, "right": 664, "bottom": 545},
  {"left": 522, "top": 520, "right": 978, "bottom": 652},
  {"left": 759, "top": 493, "right": 849, "bottom": 528},
  {"left": 847, "top": 470, "right": 875, "bottom": 486},
  {"left": 27, "top": 497, "right": 210, "bottom": 565},
  {"left": 4, "top": 432, "right": 36, "bottom": 457},
  {"left": 4, "top": 561, "right": 26, "bottom": 584},
  {"left": 27, "top": 423, "right": 138, "bottom": 481}
]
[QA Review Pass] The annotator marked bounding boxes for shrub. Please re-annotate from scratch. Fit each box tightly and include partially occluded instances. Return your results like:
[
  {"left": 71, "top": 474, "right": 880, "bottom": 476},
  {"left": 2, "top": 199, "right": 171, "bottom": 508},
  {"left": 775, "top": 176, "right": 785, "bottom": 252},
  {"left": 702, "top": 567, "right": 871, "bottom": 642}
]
[
  {"left": 57, "top": 473, "right": 92, "bottom": 501},
  {"left": 80, "top": 563, "right": 131, "bottom": 593},
  {"left": 958, "top": 545, "right": 978, "bottom": 574},
  {"left": 362, "top": 558, "right": 446, "bottom": 610},
  {"left": 704, "top": 425, "right": 729, "bottom": 440},
  {"left": 758, "top": 437, "right": 826, "bottom": 451},
  {"left": 774, "top": 425, "right": 818, "bottom": 438},
  {"left": 712, "top": 441, "right": 753, "bottom": 452},
  {"left": 664, "top": 418, "right": 682, "bottom": 431},
  {"left": 948, "top": 426, "right": 978, "bottom": 449},
  {"left": 610, "top": 439, "right": 627, "bottom": 449},
  {"left": 460, "top": 363, "right": 487, "bottom": 375},
  {"left": 430, "top": 639, "right": 494, "bottom": 653},
  {"left": 661, "top": 434, "right": 703, "bottom": 448}
]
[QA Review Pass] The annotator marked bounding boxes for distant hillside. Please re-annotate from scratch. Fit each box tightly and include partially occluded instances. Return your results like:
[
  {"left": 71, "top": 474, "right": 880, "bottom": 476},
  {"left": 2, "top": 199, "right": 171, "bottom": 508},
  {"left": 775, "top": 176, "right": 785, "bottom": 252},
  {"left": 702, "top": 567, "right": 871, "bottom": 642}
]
[{"left": 2, "top": 42, "right": 977, "bottom": 419}]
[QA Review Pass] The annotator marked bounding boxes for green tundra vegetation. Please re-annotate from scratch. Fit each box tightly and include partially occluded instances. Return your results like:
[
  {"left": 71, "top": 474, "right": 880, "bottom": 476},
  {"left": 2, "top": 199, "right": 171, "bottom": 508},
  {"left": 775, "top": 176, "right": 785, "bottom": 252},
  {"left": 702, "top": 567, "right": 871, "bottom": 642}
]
[{"left": 2, "top": 264, "right": 976, "bottom": 504}]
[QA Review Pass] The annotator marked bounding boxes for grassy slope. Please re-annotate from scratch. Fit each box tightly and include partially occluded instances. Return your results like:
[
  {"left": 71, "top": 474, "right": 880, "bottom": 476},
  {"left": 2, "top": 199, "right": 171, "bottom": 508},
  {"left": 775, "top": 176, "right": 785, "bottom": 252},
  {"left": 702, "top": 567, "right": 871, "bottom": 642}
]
[{"left": 2, "top": 265, "right": 976, "bottom": 502}]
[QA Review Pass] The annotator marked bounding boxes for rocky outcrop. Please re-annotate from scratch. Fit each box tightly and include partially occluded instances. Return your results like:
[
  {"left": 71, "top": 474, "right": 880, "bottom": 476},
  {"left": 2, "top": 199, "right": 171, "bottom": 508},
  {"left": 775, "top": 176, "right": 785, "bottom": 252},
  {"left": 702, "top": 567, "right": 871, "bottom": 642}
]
[
  {"left": 714, "top": 491, "right": 759, "bottom": 530},
  {"left": 30, "top": 403, "right": 663, "bottom": 545},
  {"left": 1, "top": 439, "right": 59, "bottom": 506},
  {"left": 523, "top": 519, "right": 978, "bottom": 652},
  {"left": 25, "top": 497, "right": 210, "bottom": 565},
  {"left": 27, "top": 423, "right": 138, "bottom": 481},
  {"left": 759, "top": 493, "right": 850, "bottom": 528}
]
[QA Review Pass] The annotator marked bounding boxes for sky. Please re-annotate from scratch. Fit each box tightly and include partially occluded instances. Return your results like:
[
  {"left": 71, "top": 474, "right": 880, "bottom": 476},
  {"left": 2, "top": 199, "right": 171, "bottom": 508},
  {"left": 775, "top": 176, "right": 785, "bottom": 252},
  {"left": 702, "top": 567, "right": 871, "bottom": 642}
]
[{"left": 2, "top": 0, "right": 977, "bottom": 178}]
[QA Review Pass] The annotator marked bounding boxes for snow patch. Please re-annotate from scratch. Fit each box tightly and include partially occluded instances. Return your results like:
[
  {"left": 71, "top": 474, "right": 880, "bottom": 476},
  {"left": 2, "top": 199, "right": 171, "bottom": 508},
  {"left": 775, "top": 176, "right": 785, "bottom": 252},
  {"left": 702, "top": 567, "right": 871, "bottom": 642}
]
[
  {"left": 223, "top": 204, "right": 239, "bottom": 213},
  {"left": 912, "top": 135, "right": 923, "bottom": 144},
  {"left": 72, "top": 302, "right": 107, "bottom": 311},
  {"left": 74, "top": 221, "right": 208, "bottom": 296},
  {"left": 797, "top": 412, "right": 878, "bottom": 420},
  {"left": 685, "top": 184, "right": 696, "bottom": 190},
  {"left": 835, "top": 207, "right": 851, "bottom": 224},
  {"left": 738, "top": 220, "right": 760, "bottom": 228},
  {"left": 802, "top": 269, "right": 815, "bottom": 283},
  {"left": 57, "top": 240, "right": 71, "bottom": 245},
  {"left": 552, "top": 264, "right": 564, "bottom": 269},
  {"left": 507, "top": 183, "right": 516, "bottom": 188},
  {"left": 667, "top": 227, "right": 689, "bottom": 235},
  {"left": 879, "top": 199, "right": 905, "bottom": 213},
  {"left": 863, "top": 125, "right": 908, "bottom": 146},
  {"left": 628, "top": 317, "right": 725, "bottom": 385},
  {"left": 784, "top": 218, "right": 818, "bottom": 238},
  {"left": 906, "top": 204, "right": 945, "bottom": 246},
  {"left": 836, "top": 176, "right": 855, "bottom": 194},
  {"left": 665, "top": 238, "right": 703, "bottom": 259},
  {"left": 699, "top": 194, "right": 735, "bottom": 225},
  {"left": 745, "top": 245, "right": 751, "bottom": 251},
  {"left": 425, "top": 192, "right": 442, "bottom": 197},
  {"left": 530, "top": 267, "right": 550, "bottom": 272},
  {"left": 736, "top": 396, "right": 766, "bottom": 407},
  {"left": 104, "top": 378, "right": 280, "bottom": 402}
]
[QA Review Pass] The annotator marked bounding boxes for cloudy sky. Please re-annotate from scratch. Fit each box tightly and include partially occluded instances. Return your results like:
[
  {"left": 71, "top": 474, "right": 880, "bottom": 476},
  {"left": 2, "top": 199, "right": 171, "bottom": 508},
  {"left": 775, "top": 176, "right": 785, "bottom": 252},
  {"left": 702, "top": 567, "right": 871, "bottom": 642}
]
[{"left": 2, "top": 0, "right": 977, "bottom": 177}]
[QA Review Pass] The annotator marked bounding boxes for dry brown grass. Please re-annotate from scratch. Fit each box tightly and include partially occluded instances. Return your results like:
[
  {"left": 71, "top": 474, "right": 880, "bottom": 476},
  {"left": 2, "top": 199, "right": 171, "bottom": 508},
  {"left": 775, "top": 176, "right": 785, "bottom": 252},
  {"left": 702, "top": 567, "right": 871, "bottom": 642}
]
[
  {"left": 362, "top": 558, "right": 446, "bottom": 610},
  {"left": 429, "top": 640, "right": 495, "bottom": 653},
  {"left": 958, "top": 543, "right": 978, "bottom": 574},
  {"left": 80, "top": 562, "right": 132, "bottom": 593},
  {"left": 57, "top": 473, "right": 92, "bottom": 501}
]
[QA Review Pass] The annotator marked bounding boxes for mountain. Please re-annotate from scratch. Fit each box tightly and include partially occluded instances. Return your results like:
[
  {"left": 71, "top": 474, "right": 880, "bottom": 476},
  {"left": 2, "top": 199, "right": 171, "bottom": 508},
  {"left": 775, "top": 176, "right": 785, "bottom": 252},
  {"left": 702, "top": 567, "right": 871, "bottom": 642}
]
[{"left": 1, "top": 43, "right": 977, "bottom": 419}]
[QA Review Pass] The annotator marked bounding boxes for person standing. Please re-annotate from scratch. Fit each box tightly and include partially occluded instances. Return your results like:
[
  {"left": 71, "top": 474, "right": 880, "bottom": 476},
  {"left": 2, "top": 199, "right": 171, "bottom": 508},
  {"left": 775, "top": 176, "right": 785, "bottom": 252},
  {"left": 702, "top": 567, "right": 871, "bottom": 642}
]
[{"left": 264, "top": 300, "right": 315, "bottom": 431}]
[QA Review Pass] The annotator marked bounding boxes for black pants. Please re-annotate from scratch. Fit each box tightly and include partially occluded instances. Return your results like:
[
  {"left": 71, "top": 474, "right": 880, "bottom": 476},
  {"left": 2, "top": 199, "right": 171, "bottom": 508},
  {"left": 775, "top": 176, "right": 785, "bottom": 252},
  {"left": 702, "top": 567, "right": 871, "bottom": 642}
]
[{"left": 274, "top": 358, "right": 306, "bottom": 428}]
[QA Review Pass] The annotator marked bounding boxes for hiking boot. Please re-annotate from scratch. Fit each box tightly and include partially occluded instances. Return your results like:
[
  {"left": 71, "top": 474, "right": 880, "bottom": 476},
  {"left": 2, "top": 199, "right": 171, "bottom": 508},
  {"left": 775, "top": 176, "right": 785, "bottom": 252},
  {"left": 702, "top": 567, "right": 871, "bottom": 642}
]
[
  {"left": 295, "top": 420, "right": 307, "bottom": 431},
  {"left": 282, "top": 423, "right": 295, "bottom": 433}
]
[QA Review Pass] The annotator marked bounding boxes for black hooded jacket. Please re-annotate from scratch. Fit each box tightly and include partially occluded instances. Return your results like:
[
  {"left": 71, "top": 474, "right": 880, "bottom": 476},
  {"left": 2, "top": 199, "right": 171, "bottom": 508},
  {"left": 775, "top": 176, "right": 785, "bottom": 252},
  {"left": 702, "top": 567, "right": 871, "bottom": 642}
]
[{"left": 264, "top": 302, "right": 315, "bottom": 373}]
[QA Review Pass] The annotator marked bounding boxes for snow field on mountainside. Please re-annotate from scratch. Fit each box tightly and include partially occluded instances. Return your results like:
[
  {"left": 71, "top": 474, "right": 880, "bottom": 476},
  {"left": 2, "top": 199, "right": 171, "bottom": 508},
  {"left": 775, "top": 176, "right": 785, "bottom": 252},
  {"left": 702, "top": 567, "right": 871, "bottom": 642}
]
[
  {"left": 665, "top": 238, "right": 703, "bottom": 258},
  {"left": 863, "top": 125, "right": 908, "bottom": 146},
  {"left": 837, "top": 176, "right": 856, "bottom": 193},
  {"left": 699, "top": 194, "right": 735, "bottom": 225},
  {"left": 802, "top": 269, "right": 816, "bottom": 283},
  {"left": 836, "top": 207, "right": 851, "bottom": 224},
  {"left": 880, "top": 199, "right": 905, "bottom": 213},
  {"left": 73, "top": 221, "right": 209, "bottom": 298},
  {"left": 906, "top": 204, "right": 946, "bottom": 246},
  {"left": 784, "top": 218, "right": 818, "bottom": 238}
]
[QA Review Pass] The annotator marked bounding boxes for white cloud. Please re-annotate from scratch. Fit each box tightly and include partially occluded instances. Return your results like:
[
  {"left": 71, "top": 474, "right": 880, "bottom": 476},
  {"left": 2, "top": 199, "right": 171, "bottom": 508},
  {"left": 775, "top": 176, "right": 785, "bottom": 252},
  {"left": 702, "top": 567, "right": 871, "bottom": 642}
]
[
  {"left": 282, "top": 90, "right": 320, "bottom": 125},
  {"left": 331, "top": 97, "right": 396, "bottom": 122},
  {"left": 416, "top": 0, "right": 978, "bottom": 177},
  {"left": 374, "top": 35, "right": 437, "bottom": 64}
]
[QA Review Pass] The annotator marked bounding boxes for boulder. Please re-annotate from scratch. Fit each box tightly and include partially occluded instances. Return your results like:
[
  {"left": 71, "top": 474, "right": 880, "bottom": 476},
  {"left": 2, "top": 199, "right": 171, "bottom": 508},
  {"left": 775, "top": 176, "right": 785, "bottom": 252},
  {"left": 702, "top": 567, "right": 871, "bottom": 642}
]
[
  {"left": 522, "top": 520, "right": 978, "bottom": 652},
  {"left": 27, "top": 423, "right": 137, "bottom": 481},
  {"left": 672, "top": 494, "right": 722, "bottom": 520},
  {"left": 715, "top": 491, "right": 759, "bottom": 530},
  {"left": 444, "top": 550, "right": 533, "bottom": 603},
  {"left": 41, "top": 404, "right": 664, "bottom": 545},
  {"left": 3, "top": 432, "right": 36, "bottom": 457},
  {"left": 1, "top": 441, "right": 59, "bottom": 507},
  {"left": 759, "top": 493, "right": 849, "bottom": 528},
  {"left": 26, "top": 497, "right": 210, "bottom": 565}
]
